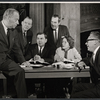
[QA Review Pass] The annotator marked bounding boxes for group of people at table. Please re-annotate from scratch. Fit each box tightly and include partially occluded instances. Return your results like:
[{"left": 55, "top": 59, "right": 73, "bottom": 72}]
[{"left": 0, "top": 8, "right": 100, "bottom": 98}]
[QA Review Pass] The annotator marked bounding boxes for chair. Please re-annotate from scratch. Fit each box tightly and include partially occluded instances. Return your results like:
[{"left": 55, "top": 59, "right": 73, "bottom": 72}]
[{"left": 0, "top": 71, "right": 7, "bottom": 95}]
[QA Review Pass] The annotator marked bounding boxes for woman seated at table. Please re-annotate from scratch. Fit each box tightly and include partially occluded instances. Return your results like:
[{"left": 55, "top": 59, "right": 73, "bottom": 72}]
[
  {"left": 54, "top": 36, "right": 82, "bottom": 63},
  {"left": 54, "top": 35, "right": 82, "bottom": 95}
]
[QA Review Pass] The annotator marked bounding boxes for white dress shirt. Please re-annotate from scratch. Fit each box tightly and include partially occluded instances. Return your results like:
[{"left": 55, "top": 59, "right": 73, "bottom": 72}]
[
  {"left": 1, "top": 21, "right": 8, "bottom": 35},
  {"left": 93, "top": 46, "right": 100, "bottom": 62}
]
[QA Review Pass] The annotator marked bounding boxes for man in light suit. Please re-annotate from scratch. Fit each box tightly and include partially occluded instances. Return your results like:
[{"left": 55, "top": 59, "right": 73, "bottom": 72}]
[
  {"left": 44, "top": 14, "right": 70, "bottom": 51},
  {"left": 11, "top": 16, "right": 33, "bottom": 63},
  {"left": 0, "top": 8, "right": 30, "bottom": 98},
  {"left": 71, "top": 31, "right": 100, "bottom": 98},
  {"left": 25, "top": 32, "right": 54, "bottom": 64}
]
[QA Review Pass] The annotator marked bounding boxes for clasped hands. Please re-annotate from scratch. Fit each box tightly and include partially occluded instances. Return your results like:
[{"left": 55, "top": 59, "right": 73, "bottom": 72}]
[
  {"left": 22, "top": 55, "right": 45, "bottom": 67},
  {"left": 33, "top": 55, "right": 44, "bottom": 63}
]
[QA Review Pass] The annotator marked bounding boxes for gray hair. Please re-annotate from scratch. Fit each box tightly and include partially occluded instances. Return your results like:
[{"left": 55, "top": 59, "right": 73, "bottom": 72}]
[
  {"left": 3, "top": 8, "right": 19, "bottom": 20},
  {"left": 90, "top": 31, "right": 100, "bottom": 40}
]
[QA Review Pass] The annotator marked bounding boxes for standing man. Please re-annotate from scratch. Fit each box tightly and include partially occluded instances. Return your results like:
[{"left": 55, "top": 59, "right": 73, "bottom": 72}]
[
  {"left": 44, "top": 14, "right": 71, "bottom": 98},
  {"left": 0, "top": 8, "right": 29, "bottom": 98},
  {"left": 71, "top": 31, "right": 100, "bottom": 98},
  {"left": 44, "top": 14, "right": 70, "bottom": 51},
  {"left": 11, "top": 16, "right": 33, "bottom": 63}
]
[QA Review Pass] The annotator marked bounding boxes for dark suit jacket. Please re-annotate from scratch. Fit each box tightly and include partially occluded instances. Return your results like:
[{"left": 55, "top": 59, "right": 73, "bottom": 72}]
[
  {"left": 10, "top": 26, "right": 33, "bottom": 63},
  {"left": 44, "top": 25, "right": 70, "bottom": 51},
  {"left": 83, "top": 47, "right": 100, "bottom": 84},
  {"left": 0, "top": 22, "right": 25, "bottom": 65},
  {"left": 16, "top": 26, "right": 33, "bottom": 56},
  {"left": 25, "top": 43, "right": 54, "bottom": 64}
]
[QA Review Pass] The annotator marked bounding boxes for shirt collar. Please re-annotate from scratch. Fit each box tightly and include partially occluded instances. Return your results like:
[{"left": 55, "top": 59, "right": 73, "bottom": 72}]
[
  {"left": 53, "top": 27, "right": 58, "bottom": 32},
  {"left": 38, "top": 46, "right": 44, "bottom": 50},
  {"left": 1, "top": 20, "right": 8, "bottom": 34},
  {"left": 93, "top": 46, "right": 100, "bottom": 55},
  {"left": 56, "top": 27, "right": 58, "bottom": 31}
]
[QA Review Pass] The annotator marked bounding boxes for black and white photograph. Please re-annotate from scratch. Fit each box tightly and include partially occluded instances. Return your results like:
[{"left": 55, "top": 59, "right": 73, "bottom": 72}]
[{"left": 0, "top": 2, "right": 100, "bottom": 99}]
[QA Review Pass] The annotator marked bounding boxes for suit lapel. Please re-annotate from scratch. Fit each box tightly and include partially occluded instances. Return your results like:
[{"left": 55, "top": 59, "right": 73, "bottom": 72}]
[
  {"left": 58, "top": 26, "right": 60, "bottom": 40},
  {"left": 20, "top": 27, "right": 25, "bottom": 48},
  {"left": 0, "top": 22, "right": 8, "bottom": 45},
  {"left": 50, "top": 28, "right": 55, "bottom": 43},
  {"left": 95, "top": 47, "right": 100, "bottom": 65},
  {"left": 90, "top": 47, "right": 100, "bottom": 66},
  {"left": 41, "top": 46, "right": 47, "bottom": 57},
  {"left": 18, "top": 27, "right": 26, "bottom": 51},
  {"left": 9, "top": 30, "right": 15, "bottom": 48},
  {"left": 33, "top": 44, "right": 39, "bottom": 56}
]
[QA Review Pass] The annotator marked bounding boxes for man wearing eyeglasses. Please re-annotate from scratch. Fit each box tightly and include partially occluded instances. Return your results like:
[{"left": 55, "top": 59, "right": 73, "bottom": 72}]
[{"left": 71, "top": 31, "right": 100, "bottom": 98}]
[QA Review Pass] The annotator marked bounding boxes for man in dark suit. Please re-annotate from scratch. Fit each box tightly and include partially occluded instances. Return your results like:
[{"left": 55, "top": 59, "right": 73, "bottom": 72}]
[
  {"left": 71, "top": 31, "right": 100, "bottom": 98},
  {"left": 11, "top": 16, "right": 33, "bottom": 63},
  {"left": 44, "top": 14, "right": 71, "bottom": 98},
  {"left": 25, "top": 32, "right": 54, "bottom": 64},
  {"left": 44, "top": 14, "right": 70, "bottom": 51},
  {"left": 25, "top": 32, "right": 54, "bottom": 97},
  {"left": 0, "top": 8, "right": 30, "bottom": 98}
]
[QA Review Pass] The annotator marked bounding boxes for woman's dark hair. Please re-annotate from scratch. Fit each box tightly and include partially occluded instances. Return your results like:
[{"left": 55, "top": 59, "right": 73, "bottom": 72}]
[{"left": 61, "top": 36, "right": 74, "bottom": 49}]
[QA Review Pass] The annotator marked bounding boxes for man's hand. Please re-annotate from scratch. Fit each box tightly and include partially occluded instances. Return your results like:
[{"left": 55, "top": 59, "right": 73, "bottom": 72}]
[
  {"left": 54, "top": 54, "right": 64, "bottom": 62},
  {"left": 34, "top": 55, "right": 44, "bottom": 63},
  {"left": 77, "top": 61, "right": 87, "bottom": 70},
  {"left": 34, "top": 55, "right": 41, "bottom": 61},
  {"left": 22, "top": 61, "right": 31, "bottom": 67}
]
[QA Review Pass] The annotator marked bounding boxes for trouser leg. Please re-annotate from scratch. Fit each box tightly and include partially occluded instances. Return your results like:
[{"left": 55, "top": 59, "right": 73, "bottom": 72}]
[
  {"left": 71, "top": 83, "right": 98, "bottom": 98},
  {"left": 0, "top": 59, "right": 27, "bottom": 98}
]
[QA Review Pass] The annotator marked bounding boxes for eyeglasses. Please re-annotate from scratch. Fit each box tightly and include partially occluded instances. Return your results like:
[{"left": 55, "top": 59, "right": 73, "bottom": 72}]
[{"left": 86, "top": 39, "right": 98, "bottom": 42}]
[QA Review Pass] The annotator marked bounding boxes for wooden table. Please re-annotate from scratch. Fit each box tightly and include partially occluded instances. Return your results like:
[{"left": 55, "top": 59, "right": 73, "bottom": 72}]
[
  {"left": 24, "top": 65, "right": 90, "bottom": 78},
  {"left": 1, "top": 65, "right": 90, "bottom": 97}
]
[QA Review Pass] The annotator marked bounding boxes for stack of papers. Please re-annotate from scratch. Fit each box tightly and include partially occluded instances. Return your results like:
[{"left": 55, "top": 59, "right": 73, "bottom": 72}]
[{"left": 52, "top": 62, "right": 75, "bottom": 69}]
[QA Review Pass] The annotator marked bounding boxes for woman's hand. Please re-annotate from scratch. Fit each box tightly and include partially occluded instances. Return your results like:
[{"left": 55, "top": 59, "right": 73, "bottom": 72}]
[{"left": 54, "top": 54, "right": 64, "bottom": 62}]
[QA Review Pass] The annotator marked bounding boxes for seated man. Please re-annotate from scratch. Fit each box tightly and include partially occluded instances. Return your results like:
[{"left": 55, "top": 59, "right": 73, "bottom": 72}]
[
  {"left": 25, "top": 32, "right": 54, "bottom": 97},
  {"left": 71, "top": 31, "right": 100, "bottom": 98},
  {"left": 25, "top": 32, "right": 54, "bottom": 64}
]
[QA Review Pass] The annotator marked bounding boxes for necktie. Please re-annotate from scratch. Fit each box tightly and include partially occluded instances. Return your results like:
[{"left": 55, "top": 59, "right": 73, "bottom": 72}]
[
  {"left": 23, "top": 32, "right": 27, "bottom": 46},
  {"left": 7, "top": 28, "right": 10, "bottom": 45},
  {"left": 39, "top": 47, "right": 42, "bottom": 56},
  {"left": 23, "top": 31, "right": 26, "bottom": 37},
  {"left": 64, "top": 51, "right": 68, "bottom": 59},
  {"left": 54, "top": 30, "right": 57, "bottom": 43}
]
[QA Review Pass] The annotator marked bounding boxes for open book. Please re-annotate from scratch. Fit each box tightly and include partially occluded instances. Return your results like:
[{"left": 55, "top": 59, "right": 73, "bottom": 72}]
[
  {"left": 63, "top": 59, "right": 74, "bottom": 63},
  {"left": 52, "top": 61, "right": 75, "bottom": 69}
]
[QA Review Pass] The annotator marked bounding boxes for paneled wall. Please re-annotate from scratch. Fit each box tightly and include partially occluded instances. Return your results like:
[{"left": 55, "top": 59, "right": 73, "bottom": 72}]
[
  {"left": 30, "top": 3, "right": 44, "bottom": 43},
  {"left": 81, "top": 3, "right": 100, "bottom": 32},
  {"left": 80, "top": 3, "right": 100, "bottom": 58},
  {"left": 60, "top": 3, "right": 80, "bottom": 52},
  {"left": 30, "top": 3, "right": 80, "bottom": 53}
]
